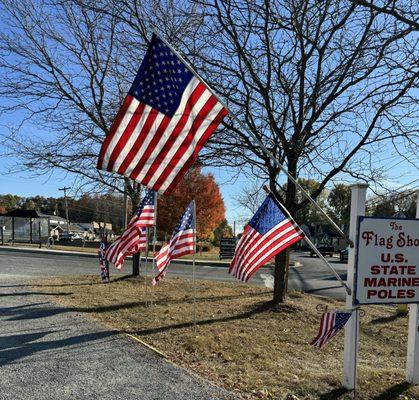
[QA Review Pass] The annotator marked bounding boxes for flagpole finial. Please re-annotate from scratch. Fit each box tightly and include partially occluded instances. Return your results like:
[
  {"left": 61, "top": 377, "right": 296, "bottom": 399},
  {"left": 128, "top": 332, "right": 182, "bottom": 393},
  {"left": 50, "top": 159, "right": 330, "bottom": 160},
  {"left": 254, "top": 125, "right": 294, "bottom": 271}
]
[{"left": 262, "top": 185, "right": 270, "bottom": 194}]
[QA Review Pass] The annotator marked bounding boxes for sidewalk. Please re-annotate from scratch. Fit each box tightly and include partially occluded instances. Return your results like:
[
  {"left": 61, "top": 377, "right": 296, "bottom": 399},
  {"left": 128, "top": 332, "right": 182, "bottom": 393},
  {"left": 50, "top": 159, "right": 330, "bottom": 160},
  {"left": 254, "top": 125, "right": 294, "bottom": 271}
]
[{"left": 0, "top": 275, "right": 235, "bottom": 400}]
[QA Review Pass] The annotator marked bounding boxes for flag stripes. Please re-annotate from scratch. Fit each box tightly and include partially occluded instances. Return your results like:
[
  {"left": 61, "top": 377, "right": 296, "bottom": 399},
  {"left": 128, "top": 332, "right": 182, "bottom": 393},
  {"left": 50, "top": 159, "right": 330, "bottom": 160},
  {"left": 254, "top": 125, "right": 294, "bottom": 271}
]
[
  {"left": 152, "top": 202, "right": 195, "bottom": 285},
  {"left": 136, "top": 204, "right": 155, "bottom": 226},
  {"left": 155, "top": 230, "right": 195, "bottom": 270},
  {"left": 229, "top": 194, "right": 304, "bottom": 282},
  {"left": 105, "top": 226, "right": 147, "bottom": 270},
  {"left": 310, "top": 311, "right": 352, "bottom": 348},
  {"left": 97, "top": 34, "right": 228, "bottom": 195},
  {"left": 237, "top": 223, "right": 303, "bottom": 281},
  {"left": 104, "top": 189, "right": 155, "bottom": 269}
]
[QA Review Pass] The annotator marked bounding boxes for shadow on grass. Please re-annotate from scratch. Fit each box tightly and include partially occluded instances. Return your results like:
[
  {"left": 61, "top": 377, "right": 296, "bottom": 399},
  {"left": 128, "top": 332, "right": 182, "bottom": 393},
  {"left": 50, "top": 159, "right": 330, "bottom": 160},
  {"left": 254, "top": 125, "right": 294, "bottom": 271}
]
[
  {"left": 318, "top": 387, "right": 350, "bottom": 399},
  {"left": 371, "top": 313, "right": 407, "bottom": 324},
  {"left": 0, "top": 274, "right": 137, "bottom": 289},
  {"left": 131, "top": 301, "right": 281, "bottom": 336},
  {"left": 0, "top": 291, "right": 73, "bottom": 297},
  {"left": 373, "top": 381, "right": 412, "bottom": 400},
  {"left": 3, "top": 290, "right": 273, "bottom": 322}
]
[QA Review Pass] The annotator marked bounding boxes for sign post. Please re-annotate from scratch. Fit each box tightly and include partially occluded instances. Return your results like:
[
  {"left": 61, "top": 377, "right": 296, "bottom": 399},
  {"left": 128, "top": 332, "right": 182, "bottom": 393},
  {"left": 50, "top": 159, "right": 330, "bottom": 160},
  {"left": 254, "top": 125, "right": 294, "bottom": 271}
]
[
  {"left": 407, "top": 189, "right": 419, "bottom": 383},
  {"left": 343, "top": 183, "right": 368, "bottom": 390}
]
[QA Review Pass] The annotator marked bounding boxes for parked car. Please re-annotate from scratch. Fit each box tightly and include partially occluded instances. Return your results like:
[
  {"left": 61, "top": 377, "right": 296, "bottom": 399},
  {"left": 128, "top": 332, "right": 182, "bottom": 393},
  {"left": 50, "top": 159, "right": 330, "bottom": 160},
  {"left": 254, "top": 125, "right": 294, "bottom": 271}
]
[
  {"left": 310, "top": 242, "right": 334, "bottom": 257},
  {"left": 340, "top": 247, "right": 349, "bottom": 263},
  {"left": 59, "top": 232, "right": 84, "bottom": 242}
]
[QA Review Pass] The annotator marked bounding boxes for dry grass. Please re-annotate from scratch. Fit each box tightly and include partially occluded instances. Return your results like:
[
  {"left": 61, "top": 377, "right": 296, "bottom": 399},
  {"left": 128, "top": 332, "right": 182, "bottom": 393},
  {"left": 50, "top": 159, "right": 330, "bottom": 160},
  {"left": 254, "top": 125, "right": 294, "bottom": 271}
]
[{"left": 31, "top": 275, "right": 418, "bottom": 400}]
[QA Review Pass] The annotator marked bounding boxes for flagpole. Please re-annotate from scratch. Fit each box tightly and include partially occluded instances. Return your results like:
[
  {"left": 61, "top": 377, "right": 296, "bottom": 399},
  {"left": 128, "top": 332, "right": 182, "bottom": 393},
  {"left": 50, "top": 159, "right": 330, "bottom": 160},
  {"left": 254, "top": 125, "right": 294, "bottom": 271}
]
[
  {"left": 192, "top": 199, "right": 197, "bottom": 330},
  {"left": 264, "top": 187, "right": 351, "bottom": 295},
  {"left": 144, "top": 227, "right": 150, "bottom": 307},
  {"left": 156, "top": 32, "right": 352, "bottom": 247},
  {"left": 151, "top": 193, "right": 158, "bottom": 306}
]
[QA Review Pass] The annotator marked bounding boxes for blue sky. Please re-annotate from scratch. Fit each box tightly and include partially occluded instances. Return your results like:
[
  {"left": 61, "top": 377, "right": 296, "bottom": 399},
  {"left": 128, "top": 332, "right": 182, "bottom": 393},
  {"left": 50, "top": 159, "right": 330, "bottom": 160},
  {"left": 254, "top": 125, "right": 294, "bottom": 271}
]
[{"left": 0, "top": 4, "right": 417, "bottom": 231}]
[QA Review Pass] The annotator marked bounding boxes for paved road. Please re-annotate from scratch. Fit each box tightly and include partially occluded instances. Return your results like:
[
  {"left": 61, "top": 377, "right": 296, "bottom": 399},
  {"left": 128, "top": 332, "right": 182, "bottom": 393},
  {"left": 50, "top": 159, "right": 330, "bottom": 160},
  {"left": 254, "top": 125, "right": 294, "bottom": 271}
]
[
  {"left": 0, "top": 249, "right": 235, "bottom": 400},
  {"left": 0, "top": 247, "right": 347, "bottom": 300}
]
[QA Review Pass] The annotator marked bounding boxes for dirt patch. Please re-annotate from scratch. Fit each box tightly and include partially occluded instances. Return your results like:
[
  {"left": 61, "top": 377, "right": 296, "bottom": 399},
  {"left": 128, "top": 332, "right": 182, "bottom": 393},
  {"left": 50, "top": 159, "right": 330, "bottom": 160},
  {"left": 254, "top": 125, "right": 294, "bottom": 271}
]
[{"left": 31, "top": 275, "right": 418, "bottom": 399}]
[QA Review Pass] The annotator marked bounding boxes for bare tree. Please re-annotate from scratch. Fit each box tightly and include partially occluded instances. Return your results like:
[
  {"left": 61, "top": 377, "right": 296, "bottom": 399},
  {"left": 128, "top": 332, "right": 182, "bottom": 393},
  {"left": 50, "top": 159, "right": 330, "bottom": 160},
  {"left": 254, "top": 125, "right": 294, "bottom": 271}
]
[
  {"left": 349, "top": 0, "right": 419, "bottom": 30},
  {"left": 1, "top": 1, "right": 418, "bottom": 298},
  {"left": 101, "top": 0, "right": 419, "bottom": 302},
  {"left": 0, "top": 0, "right": 151, "bottom": 202}
]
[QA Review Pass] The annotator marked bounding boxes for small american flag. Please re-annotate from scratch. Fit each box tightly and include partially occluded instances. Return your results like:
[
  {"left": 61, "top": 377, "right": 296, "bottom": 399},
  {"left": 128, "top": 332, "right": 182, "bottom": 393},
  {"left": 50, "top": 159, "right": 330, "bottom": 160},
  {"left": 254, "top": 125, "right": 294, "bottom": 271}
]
[
  {"left": 97, "top": 33, "right": 228, "bottom": 195},
  {"left": 98, "top": 240, "right": 110, "bottom": 281},
  {"left": 310, "top": 311, "right": 352, "bottom": 348},
  {"left": 152, "top": 201, "right": 195, "bottom": 285},
  {"left": 105, "top": 189, "right": 156, "bottom": 269},
  {"left": 230, "top": 193, "right": 304, "bottom": 282}
]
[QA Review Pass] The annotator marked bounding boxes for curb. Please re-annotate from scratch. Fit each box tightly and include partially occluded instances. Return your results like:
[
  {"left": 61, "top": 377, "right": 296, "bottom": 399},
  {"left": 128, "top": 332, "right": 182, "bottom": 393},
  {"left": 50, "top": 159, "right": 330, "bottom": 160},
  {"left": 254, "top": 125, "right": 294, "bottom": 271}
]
[
  {"left": 125, "top": 333, "right": 169, "bottom": 359},
  {"left": 0, "top": 245, "right": 231, "bottom": 267}
]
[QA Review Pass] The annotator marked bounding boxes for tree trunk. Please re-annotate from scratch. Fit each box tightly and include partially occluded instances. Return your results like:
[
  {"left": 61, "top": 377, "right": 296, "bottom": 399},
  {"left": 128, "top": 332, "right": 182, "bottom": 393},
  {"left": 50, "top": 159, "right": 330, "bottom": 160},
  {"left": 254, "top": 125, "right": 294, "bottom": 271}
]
[
  {"left": 273, "top": 248, "right": 290, "bottom": 304},
  {"left": 127, "top": 181, "right": 142, "bottom": 277},
  {"left": 132, "top": 253, "right": 140, "bottom": 276},
  {"left": 270, "top": 160, "right": 297, "bottom": 304}
]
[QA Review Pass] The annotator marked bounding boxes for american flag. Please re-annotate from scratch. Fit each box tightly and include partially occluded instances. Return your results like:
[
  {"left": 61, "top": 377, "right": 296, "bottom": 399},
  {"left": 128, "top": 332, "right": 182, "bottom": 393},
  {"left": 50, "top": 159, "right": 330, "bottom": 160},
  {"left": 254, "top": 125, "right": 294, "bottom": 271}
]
[
  {"left": 230, "top": 193, "right": 304, "bottom": 282},
  {"left": 310, "top": 311, "right": 352, "bottom": 348},
  {"left": 152, "top": 201, "right": 195, "bottom": 285},
  {"left": 105, "top": 189, "right": 156, "bottom": 269},
  {"left": 97, "top": 33, "right": 228, "bottom": 195},
  {"left": 98, "top": 240, "right": 110, "bottom": 281}
]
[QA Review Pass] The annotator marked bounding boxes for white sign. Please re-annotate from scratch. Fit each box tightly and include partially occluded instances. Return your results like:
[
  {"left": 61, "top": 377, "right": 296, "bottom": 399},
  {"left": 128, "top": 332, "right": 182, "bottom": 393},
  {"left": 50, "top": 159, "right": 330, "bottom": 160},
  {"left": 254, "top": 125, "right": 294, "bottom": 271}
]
[{"left": 354, "top": 217, "right": 419, "bottom": 305}]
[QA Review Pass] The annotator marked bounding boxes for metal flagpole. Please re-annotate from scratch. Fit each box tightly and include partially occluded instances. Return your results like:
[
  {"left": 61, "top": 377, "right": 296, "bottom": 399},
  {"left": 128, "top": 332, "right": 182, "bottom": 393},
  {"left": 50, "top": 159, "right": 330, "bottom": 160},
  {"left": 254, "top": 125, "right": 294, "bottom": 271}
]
[
  {"left": 156, "top": 32, "right": 352, "bottom": 247},
  {"left": 192, "top": 200, "right": 197, "bottom": 330},
  {"left": 265, "top": 187, "right": 351, "bottom": 295},
  {"left": 144, "top": 227, "right": 150, "bottom": 307},
  {"left": 151, "top": 193, "right": 158, "bottom": 306}
]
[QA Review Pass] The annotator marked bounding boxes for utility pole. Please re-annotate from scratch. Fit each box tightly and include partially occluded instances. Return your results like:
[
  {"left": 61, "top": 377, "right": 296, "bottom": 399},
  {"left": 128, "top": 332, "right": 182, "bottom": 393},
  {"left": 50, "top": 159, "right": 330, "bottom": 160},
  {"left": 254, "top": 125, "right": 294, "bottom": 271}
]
[{"left": 58, "top": 187, "right": 71, "bottom": 233}]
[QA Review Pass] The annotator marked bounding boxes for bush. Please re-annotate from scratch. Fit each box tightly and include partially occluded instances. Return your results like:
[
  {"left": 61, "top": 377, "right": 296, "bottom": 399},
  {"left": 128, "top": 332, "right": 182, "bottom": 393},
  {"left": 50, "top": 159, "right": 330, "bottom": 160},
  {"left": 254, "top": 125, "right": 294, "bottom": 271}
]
[{"left": 197, "top": 242, "right": 212, "bottom": 252}]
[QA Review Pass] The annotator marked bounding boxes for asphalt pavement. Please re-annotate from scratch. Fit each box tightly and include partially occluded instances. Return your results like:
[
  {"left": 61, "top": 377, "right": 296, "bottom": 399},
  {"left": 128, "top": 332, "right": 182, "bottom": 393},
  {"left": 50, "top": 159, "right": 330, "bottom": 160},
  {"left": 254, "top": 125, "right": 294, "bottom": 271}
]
[
  {"left": 0, "top": 248, "right": 236, "bottom": 400},
  {"left": 0, "top": 247, "right": 348, "bottom": 300}
]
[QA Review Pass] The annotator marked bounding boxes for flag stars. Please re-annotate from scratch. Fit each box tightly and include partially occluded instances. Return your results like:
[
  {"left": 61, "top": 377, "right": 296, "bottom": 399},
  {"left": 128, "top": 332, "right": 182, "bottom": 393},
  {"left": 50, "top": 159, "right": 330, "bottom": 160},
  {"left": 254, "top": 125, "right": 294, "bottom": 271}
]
[{"left": 129, "top": 36, "right": 193, "bottom": 116}]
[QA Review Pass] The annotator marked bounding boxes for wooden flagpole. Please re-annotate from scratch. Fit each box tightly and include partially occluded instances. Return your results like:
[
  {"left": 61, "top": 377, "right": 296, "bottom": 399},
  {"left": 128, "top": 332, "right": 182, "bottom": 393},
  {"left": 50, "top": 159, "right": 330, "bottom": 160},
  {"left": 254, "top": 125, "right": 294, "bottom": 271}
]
[{"left": 156, "top": 32, "right": 353, "bottom": 247}]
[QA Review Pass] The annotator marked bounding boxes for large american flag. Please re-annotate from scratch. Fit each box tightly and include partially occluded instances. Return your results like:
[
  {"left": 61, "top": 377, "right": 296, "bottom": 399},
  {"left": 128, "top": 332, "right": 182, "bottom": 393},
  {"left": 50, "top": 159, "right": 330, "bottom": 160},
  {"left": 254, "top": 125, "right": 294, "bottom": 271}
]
[
  {"left": 230, "top": 194, "right": 304, "bottom": 282},
  {"left": 97, "top": 34, "right": 228, "bottom": 195},
  {"left": 105, "top": 189, "right": 156, "bottom": 269},
  {"left": 310, "top": 311, "right": 352, "bottom": 348},
  {"left": 152, "top": 201, "right": 195, "bottom": 285}
]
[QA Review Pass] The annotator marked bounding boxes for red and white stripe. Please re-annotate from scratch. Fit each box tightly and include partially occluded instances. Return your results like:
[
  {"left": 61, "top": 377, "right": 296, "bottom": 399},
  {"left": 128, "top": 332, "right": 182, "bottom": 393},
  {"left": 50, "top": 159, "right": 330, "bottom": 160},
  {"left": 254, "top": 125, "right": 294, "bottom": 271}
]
[
  {"left": 310, "top": 312, "right": 336, "bottom": 348},
  {"left": 132, "top": 204, "right": 155, "bottom": 227},
  {"left": 97, "top": 78, "right": 228, "bottom": 195},
  {"left": 105, "top": 223, "right": 146, "bottom": 270},
  {"left": 230, "top": 220, "right": 304, "bottom": 282},
  {"left": 152, "top": 229, "right": 195, "bottom": 285}
]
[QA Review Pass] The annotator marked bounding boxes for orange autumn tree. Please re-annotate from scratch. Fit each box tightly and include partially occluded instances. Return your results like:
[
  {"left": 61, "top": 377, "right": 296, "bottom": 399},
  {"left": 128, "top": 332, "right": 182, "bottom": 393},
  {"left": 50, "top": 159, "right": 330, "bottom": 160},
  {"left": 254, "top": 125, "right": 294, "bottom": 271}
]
[{"left": 157, "top": 166, "right": 225, "bottom": 241}]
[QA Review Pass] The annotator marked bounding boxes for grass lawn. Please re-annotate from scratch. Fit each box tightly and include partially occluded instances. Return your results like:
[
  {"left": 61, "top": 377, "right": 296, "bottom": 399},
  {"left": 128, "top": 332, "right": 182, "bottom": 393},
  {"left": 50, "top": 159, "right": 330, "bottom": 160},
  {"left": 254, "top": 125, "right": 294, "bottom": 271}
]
[{"left": 31, "top": 275, "right": 418, "bottom": 399}]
